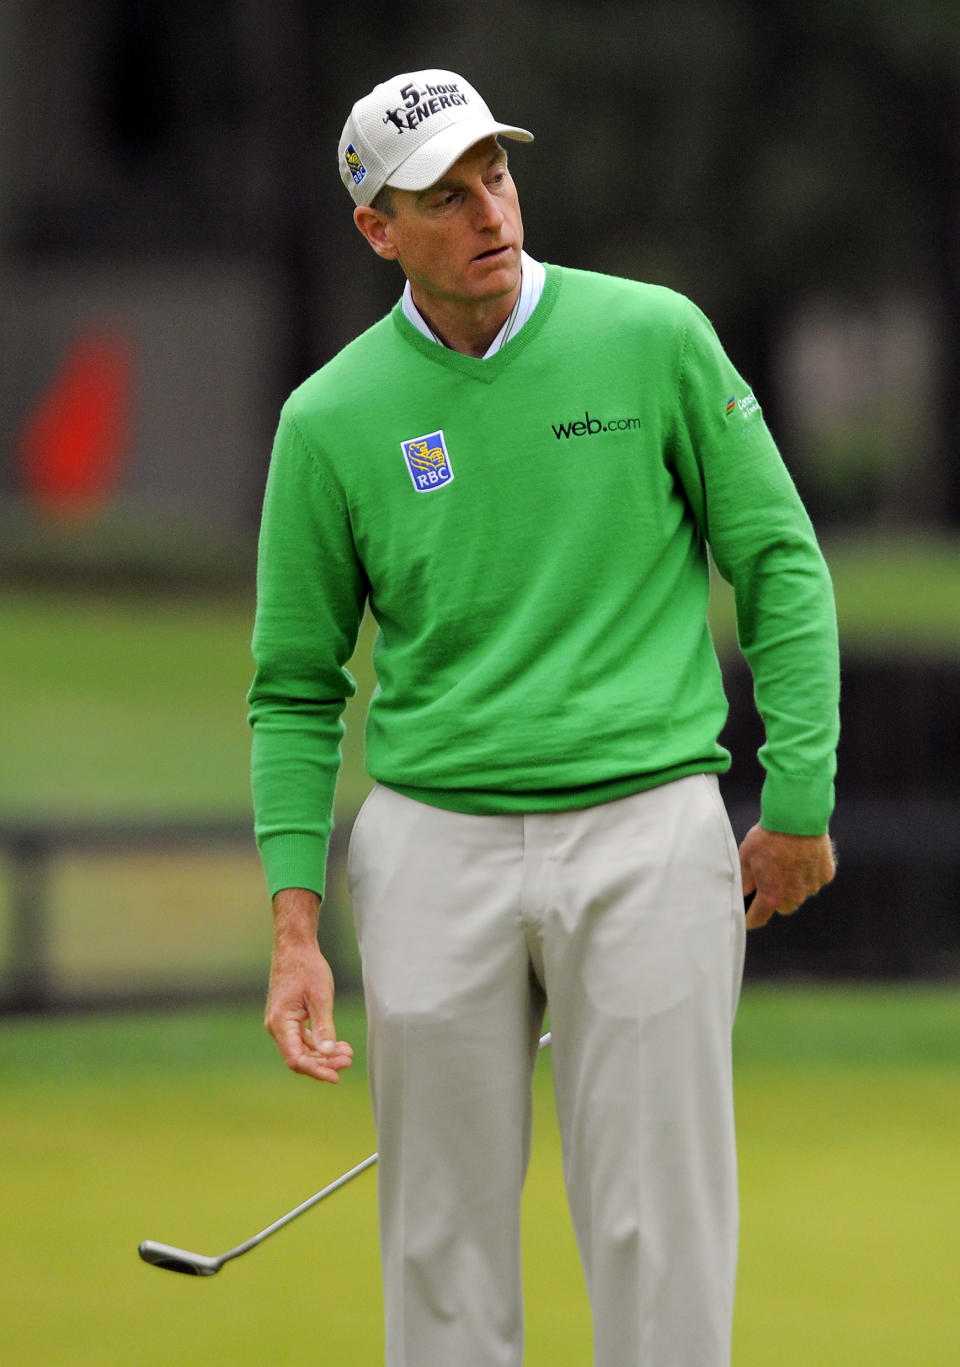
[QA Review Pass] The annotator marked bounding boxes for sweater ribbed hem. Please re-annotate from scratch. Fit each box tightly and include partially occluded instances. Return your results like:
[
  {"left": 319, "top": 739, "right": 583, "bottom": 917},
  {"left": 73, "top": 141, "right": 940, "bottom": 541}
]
[
  {"left": 381, "top": 759, "right": 731, "bottom": 816},
  {"left": 258, "top": 831, "right": 329, "bottom": 900},
  {"left": 760, "top": 771, "right": 835, "bottom": 836}
]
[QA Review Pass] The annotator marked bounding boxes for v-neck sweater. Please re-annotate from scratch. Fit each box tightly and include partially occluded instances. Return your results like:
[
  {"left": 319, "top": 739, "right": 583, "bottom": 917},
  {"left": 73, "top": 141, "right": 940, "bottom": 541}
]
[{"left": 249, "top": 264, "right": 839, "bottom": 896}]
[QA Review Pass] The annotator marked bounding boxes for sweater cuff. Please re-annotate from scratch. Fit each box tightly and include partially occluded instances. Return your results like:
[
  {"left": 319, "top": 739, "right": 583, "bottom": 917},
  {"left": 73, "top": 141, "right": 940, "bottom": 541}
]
[
  {"left": 760, "top": 770, "right": 835, "bottom": 837},
  {"left": 258, "top": 831, "right": 329, "bottom": 900}
]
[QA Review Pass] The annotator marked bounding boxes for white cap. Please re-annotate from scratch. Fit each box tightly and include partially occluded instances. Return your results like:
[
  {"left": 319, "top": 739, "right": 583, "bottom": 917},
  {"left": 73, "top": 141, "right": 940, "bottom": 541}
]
[{"left": 338, "top": 69, "right": 533, "bottom": 207}]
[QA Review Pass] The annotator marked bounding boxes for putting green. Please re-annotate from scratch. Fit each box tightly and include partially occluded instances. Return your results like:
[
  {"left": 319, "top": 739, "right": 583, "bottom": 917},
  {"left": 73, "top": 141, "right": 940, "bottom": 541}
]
[{"left": 2, "top": 986, "right": 958, "bottom": 1365}]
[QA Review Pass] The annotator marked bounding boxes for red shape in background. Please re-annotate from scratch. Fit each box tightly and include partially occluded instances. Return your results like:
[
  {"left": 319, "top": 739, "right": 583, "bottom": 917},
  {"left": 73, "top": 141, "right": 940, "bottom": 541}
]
[{"left": 17, "top": 329, "right": 135, "bottom": 509}]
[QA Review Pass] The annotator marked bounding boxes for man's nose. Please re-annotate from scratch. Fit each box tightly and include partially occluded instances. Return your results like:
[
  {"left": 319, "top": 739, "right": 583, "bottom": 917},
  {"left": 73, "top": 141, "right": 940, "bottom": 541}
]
[{"left": 472, "top": 187, "right": 505, "bottom": 230}]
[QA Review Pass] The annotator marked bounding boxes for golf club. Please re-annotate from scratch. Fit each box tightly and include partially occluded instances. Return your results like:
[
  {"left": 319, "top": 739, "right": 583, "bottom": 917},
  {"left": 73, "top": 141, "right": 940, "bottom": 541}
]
[{"left": 138, "top": 1029, "right": 551, "bottom": 1277}]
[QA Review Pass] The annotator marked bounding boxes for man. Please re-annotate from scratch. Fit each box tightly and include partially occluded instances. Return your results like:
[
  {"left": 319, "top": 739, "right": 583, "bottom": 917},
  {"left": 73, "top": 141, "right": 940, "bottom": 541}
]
[{"left": 248, "top": 68, "right": 838, "bottom": 1367}]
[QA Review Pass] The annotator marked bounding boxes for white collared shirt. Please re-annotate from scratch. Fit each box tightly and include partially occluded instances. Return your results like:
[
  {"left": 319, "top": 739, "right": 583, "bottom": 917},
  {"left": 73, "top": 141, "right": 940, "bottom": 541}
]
[{"left": 401, "top": 251, "right": 546, "bottom": 358}]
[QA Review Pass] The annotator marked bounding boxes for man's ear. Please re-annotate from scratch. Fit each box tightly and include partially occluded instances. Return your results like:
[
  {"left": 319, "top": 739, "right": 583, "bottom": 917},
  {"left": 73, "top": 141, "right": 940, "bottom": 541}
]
[{"left": 353, "top": 206, "right": 399, "bottom": 260}]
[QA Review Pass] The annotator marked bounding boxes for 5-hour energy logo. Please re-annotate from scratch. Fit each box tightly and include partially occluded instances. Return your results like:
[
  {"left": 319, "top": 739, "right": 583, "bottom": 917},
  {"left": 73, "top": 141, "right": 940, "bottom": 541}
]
[{"left": 383, "top": 81, "right": 469, "bottom": 133}]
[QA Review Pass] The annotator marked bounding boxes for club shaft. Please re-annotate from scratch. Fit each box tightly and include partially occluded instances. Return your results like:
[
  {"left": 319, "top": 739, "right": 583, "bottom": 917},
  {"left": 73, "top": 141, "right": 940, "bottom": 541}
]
[{"left": 218, "top": 1030, "right": 552, "bottom": 1265}]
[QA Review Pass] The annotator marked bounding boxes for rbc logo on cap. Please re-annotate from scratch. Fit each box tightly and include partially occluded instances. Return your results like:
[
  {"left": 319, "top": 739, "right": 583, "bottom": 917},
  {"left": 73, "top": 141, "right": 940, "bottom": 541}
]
[
  {"left": 401, "top": 430, "right": 454, "bottom": 492},
  {"left": 345, "top": 144, "right": 366, "bottom": 186}
]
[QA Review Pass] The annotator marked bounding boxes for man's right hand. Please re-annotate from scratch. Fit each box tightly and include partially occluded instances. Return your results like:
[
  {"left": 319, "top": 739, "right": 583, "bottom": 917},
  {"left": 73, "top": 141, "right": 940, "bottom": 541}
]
[{"left": 264, "top": 887, "right": 354, "bottom": 1083}]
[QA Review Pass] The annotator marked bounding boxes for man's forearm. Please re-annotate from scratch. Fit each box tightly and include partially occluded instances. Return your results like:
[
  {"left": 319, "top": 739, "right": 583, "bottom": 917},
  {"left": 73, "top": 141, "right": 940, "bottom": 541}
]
[{"left": 272, "top": 886, "right": 322, "bottom": 947}]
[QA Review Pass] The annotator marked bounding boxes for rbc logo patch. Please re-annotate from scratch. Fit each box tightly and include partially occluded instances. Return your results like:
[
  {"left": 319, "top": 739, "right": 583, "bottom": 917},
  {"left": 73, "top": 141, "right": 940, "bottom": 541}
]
[
  {"left": 345, "top": 144, "right": 366, "bottom": 186},
  {"left": 400, "top": 430, "right": 454, "bottom": 492}
]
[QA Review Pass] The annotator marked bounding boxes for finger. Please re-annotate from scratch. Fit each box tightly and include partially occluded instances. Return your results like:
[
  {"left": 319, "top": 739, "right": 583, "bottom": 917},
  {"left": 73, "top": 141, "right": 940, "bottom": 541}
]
[
  {"left": 303, "top": 998, "right": 338, "bottom": 1050},
  {"left": 297, "top": 1055, "right": 348, "bottom": 1083},
  {"left": 746, "top": 893, "right": 804, "bottom": 929},
  {"left": 323, "top": 1047, "right": 355, "bottom": 1073},
  {"left": 305, "top": 1041, "right": 354, "bottom": 1081},
  {"left": 268, "top": 1012, "right": 311, "bottom": 1068},
  {"left": 744, "top": 893, "right": 776, "bottom": 930},
  {"left": 264, "top": 1007, "right": 331, "bottom": 1070},
  {"left": 302, "top": 1030, "right": 355, "bottom": 1070},
  {"left": 282, "top": 1036, "right": 352, "bottom": 1083}
]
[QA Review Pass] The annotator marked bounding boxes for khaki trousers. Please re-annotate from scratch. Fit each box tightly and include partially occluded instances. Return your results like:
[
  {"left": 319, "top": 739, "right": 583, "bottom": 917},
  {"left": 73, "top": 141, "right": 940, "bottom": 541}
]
[{"left": 347, "top": 774, "right": 746, "bottom": 1366}]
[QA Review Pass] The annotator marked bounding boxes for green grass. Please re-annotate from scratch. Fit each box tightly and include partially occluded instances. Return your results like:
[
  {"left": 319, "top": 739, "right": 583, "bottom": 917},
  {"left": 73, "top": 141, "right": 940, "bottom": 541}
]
[
  {"left": 0, "top": 588, "right": 256, "bottom": 818},
  {"left": 733, "top": 987, "right": 960, "bottom": 1366},
  {"left": 824, "top": 533, "right": 960, "bottom": 655},
  {"left": 0, "top": 584, "right": 377, "bottom": 821},
  {"left": 2, "top": 987, "right": 959, "bottom": 1366}
]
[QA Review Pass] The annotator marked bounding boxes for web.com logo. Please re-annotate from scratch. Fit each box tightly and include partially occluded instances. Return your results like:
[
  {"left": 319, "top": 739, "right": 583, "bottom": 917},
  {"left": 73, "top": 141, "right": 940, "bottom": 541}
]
[{"left": 550, "top": 411, "right": 642, "bottom": 439}]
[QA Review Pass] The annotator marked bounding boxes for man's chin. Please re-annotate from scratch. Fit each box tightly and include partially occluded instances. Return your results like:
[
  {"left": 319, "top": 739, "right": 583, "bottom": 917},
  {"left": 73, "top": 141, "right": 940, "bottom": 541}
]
[{"left": 467, "top": 251, "right": 521, "bottom": 296}]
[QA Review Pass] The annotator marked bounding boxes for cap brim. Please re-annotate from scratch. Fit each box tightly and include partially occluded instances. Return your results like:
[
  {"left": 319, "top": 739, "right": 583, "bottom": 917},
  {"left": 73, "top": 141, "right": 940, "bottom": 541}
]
[{"left": 386, "top": 118, "right": 534, "bottom": 193}]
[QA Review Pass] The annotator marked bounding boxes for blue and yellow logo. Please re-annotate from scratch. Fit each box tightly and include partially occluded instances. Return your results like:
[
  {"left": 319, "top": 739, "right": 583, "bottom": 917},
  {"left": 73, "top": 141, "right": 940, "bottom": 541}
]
[
  {"left": 401, "top": 430, "right": 454, "bottom": 492},
  {"left": 345, "top": 144, "right": 366, "bottom": 186}
]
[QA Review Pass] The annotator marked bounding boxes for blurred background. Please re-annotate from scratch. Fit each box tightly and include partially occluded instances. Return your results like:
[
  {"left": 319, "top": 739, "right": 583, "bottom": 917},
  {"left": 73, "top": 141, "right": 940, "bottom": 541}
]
[
  {"left": 2, "top": 0, "right": 959, "bottom": 1009},
  {"left": 1, "top": 3, "right": 959, "bottom": 1363}
]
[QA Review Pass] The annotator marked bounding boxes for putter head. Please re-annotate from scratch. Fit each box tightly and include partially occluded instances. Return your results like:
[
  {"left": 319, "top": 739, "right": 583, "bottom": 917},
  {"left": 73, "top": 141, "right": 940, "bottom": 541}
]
[{"left": 138, "top": 1240, "right": 222, "bottom": 1277}]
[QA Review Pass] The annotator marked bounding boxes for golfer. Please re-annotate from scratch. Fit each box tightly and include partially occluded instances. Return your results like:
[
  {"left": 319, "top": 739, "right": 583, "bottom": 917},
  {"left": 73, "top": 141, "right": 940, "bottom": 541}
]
[{"left": 249, "top": 68, "right": 839, "bottom": 1367}]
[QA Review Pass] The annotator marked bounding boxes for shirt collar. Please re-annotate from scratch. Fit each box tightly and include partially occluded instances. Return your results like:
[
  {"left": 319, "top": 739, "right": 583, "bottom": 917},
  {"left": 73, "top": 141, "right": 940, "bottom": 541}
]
[{"left": 401, "top": 252, "right": 546, "bottom": 358}]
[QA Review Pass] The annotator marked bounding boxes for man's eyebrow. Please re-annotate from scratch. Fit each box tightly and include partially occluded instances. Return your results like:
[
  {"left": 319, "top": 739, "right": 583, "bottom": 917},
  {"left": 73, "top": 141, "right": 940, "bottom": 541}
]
[
  {"left": 418, "top": 177, "right": 455, "bottom": 200},
  {"left": 420, "top": 149, "right": 508, "bottom": 199}
]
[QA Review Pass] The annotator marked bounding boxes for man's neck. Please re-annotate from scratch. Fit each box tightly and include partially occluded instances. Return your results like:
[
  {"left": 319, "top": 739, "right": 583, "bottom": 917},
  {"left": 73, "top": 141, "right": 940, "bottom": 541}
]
[{"left": 409, "top": 286, "right": 521, "bottom": 359}]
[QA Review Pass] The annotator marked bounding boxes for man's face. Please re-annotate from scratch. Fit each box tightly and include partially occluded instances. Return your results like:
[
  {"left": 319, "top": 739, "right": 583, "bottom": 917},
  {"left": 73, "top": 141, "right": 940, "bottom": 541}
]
[{"left": 372, "top": 137, "right": 524, "bottom": 312}]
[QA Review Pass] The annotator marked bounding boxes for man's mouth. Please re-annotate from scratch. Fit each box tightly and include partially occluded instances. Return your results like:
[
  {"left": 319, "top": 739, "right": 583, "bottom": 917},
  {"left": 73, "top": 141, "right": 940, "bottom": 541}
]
[{"left": 473, "top": 244, "right": 511, "bottom": 262}]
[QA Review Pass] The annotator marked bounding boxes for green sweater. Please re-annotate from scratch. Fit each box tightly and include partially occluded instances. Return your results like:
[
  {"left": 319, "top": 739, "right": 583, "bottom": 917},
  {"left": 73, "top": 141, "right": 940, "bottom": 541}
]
[{"left": 249, "top": 265, "right": 839, "bottom": 897}]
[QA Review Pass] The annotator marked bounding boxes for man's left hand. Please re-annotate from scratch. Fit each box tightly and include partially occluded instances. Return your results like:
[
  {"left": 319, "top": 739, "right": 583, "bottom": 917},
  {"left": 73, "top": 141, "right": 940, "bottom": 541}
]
[{"left": 739, "top": 825, "right": 836, "bottom": 930}]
